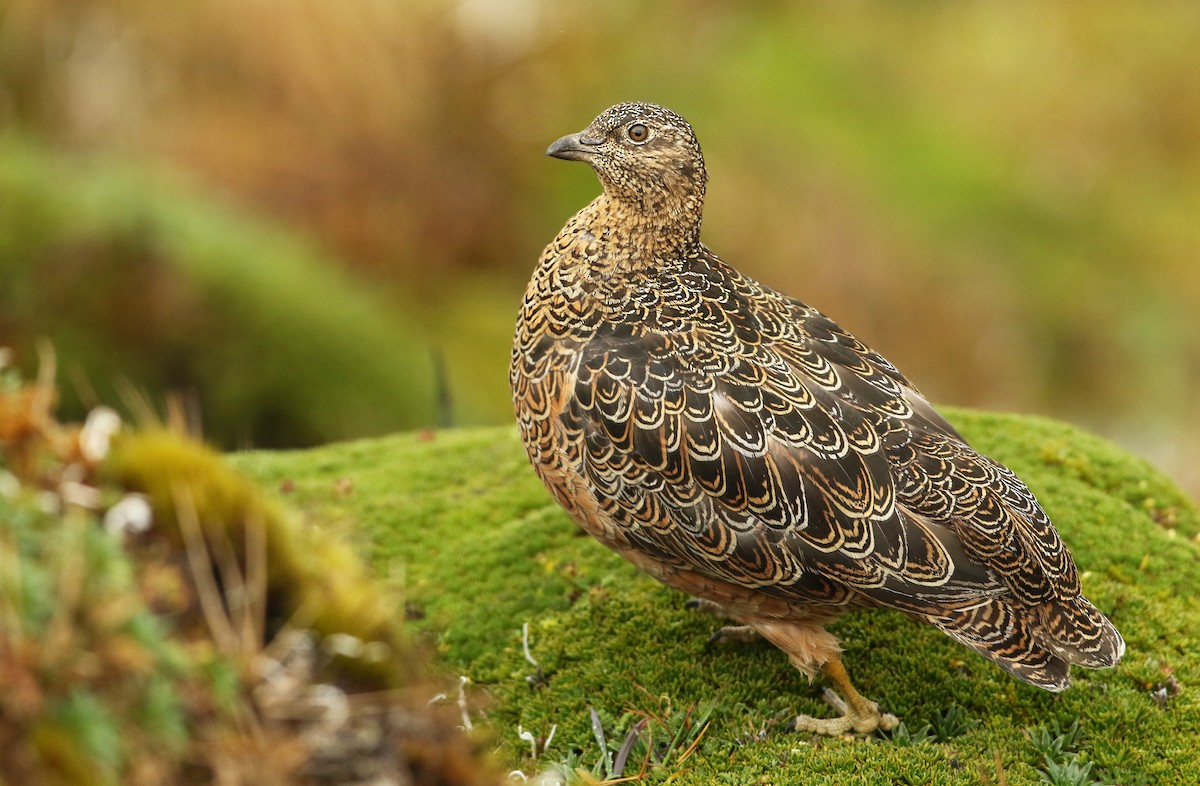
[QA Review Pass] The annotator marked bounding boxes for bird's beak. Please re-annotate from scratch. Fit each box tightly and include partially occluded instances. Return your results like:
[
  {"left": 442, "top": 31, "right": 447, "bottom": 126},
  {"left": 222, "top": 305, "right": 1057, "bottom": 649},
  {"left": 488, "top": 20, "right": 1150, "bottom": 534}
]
[{"left": 546, "top": 132, "right": 599, "bottom": 161}]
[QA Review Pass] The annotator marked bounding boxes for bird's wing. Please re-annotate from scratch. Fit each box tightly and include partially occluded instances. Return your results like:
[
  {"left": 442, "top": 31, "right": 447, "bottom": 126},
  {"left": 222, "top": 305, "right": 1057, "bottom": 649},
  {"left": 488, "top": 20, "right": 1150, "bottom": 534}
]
[
  {"left": 563, "top": 258, "right": 1123, "bottom": 681},
  {"left": 564, "top": 295, "right": 1001, "bottom": 613}
]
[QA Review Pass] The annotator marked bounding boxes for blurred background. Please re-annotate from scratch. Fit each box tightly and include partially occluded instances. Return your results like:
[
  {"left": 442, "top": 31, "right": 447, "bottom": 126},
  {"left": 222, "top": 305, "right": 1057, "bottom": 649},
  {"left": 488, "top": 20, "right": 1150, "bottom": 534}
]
[{"left": 1, "top": 0, "right": 1197, "bottom": 496}]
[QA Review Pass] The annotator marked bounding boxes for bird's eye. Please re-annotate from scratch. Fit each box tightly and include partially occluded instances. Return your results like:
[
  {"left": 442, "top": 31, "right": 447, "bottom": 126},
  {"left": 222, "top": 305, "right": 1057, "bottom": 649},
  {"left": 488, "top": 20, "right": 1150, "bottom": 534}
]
[{"left": 627, "top": 123, "right": 649, "bottom": 143}]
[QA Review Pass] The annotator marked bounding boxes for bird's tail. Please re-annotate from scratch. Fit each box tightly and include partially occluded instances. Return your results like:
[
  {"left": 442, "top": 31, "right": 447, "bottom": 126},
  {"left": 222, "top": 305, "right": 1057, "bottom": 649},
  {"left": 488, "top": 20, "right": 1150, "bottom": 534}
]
[
  {"left": 1033, "top": 594, "right": 1125, "bottom": 669},
  {"left": 923, "top": 597, "right": 1071, "bottom": 691},
  {"left": 922, "top": 594, "right": 1123, "bottom": 692}
]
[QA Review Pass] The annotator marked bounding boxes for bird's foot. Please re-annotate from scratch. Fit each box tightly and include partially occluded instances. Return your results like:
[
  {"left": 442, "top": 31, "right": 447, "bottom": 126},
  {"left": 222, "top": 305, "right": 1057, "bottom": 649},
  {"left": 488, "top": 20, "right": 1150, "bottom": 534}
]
[
  {"left": 793, "top": 687, "right": 899, "bottom": 737},
  {"left": 684, "top": 598, "right": 759, "bottom": 649},
  {"left": 704, "top": 625, "right": 758, "bottom": 649}
]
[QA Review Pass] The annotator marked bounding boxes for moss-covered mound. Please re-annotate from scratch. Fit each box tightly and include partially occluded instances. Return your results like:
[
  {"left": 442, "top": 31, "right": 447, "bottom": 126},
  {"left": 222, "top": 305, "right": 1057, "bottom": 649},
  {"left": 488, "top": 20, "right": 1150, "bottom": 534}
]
[{"left": 233, "top": 410, "right": 1199, "bottom": 785}]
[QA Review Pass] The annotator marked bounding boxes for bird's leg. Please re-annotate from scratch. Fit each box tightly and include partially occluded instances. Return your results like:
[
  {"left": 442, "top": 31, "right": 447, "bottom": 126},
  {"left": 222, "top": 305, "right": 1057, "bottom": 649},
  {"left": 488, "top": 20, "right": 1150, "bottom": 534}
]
[
  {"left": 793, "top": 655, "right": 899, "bottom": 737},
  {"left": 684, "top": 598, "right": 761, "bottom": 648}
]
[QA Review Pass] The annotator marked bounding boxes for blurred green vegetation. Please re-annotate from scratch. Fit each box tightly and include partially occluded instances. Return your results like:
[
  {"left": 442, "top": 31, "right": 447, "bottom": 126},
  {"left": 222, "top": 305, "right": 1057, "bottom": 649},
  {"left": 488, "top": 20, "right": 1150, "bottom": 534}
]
[
  {"left": 0, "top": 135, "right": 435, "bottom": 447},
  {"left": 0, "top": 369, "right": 500, "bottom": 785},
  {"left": 1, "top": 1, "right": 1197, "bottom": 491}
]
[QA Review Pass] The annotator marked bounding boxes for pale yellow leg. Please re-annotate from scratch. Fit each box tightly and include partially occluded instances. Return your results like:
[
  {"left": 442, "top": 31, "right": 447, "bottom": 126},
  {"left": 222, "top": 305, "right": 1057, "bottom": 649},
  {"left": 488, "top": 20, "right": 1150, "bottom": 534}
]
[
  {"left": 793, "top": 655, "right": 899, "bottom": 736},
  {"left": 686, "top": 605, "right": 898, "bottom": 736}
]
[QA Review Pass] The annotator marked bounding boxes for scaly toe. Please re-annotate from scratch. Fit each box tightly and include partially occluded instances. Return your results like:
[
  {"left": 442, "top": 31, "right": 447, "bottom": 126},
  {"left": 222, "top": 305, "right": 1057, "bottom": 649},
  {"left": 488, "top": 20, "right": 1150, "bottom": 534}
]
[
  {"left": 793, "top": 689, "right": 898, "bottom": 737},
  {"left": 793, "top": 713, "right": 854, "bottom": 737},
  {"left": 875, "top": 711, "right": 900, "bottom": 733}
]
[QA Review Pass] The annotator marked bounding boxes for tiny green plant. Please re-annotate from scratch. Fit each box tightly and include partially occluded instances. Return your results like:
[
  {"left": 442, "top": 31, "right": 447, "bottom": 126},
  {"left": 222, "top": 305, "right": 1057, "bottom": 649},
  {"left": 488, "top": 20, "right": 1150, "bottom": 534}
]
[
  {"left": 928, "top": 703, "right": 978, "bottom": 741},
  {"left": 1028, "top": 718, "right": 1084, "bottom": 763},
  {"left": 1027, "top": 718, "right": 1105, "bottom": 786},
  {"left": 1038, "top": 756, "right": 1098, "bottom": 786},
  {"left": 886, "top": 719, "right": 936, "bottom": 746},
  {"left": 882, "top": 704, "right": 974, "bottom": 745}
]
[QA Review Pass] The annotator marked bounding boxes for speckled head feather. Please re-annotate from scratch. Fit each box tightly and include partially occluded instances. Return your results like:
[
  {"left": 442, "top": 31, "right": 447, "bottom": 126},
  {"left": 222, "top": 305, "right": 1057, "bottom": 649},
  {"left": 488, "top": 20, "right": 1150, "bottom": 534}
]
[
  {"left": 513, "top": 102, "right": 1124, "bottom": 736},
  {"left": 547, "top": 102, "right": 706, "bottom": 237}
]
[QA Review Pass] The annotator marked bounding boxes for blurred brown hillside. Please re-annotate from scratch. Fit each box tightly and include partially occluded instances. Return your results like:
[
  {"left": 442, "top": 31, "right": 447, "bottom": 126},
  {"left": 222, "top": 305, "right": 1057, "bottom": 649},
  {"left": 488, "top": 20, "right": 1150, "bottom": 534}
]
[{"left": 1, "top": 1, "right": 1197, "bottom": 494}]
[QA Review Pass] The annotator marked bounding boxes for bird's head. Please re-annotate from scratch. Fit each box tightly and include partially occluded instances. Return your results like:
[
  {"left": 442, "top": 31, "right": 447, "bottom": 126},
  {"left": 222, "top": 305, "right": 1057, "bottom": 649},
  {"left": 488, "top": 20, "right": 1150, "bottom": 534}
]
[{"left": 547, "top": 102, "right": 707, "bottom": 230}]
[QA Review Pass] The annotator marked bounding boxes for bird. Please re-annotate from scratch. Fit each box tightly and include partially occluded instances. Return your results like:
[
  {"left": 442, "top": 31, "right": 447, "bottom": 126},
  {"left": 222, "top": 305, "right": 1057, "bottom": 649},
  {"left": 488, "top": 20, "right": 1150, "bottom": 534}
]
[{"left": 509, "top": 101, "right": 1124, "bottom": 736}]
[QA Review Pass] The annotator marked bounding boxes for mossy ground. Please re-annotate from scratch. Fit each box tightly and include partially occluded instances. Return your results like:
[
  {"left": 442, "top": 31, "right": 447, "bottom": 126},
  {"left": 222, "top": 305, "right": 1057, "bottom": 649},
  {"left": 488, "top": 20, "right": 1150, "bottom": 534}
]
[{"left": 233, "top": 409, "right": 1200, "bottom": 785}]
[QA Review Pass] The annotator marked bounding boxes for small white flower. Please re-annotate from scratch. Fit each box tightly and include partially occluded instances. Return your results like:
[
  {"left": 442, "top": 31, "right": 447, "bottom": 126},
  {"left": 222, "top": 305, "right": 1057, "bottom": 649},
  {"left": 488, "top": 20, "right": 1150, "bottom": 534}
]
[
  {"left": 323, "top": 632, "right": 364, "bottom": 658},
  {"left": 103, "top": 493, "right": 153, "bottom": 534},
  {"left": 457, "top": 674, "right": 473, "bottom": 731},
  {"left": 80, "top": 406, "right": 121, "bottom": 463},
  {"left": 522, "top": 621, "right": 539, "bottom": 667},
  {"left": 518, "top": 724, "right": 537, "bottom": 758},
  {"left": 515, "top": 720, "right": 557, "bottom": 762}
]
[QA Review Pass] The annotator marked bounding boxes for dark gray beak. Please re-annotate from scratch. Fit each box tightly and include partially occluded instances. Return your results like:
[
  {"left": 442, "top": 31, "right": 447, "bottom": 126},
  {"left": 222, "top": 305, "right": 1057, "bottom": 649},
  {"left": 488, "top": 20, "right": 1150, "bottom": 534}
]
[{"left": 546, "top": 132, "right": 598, "bottom": 161}]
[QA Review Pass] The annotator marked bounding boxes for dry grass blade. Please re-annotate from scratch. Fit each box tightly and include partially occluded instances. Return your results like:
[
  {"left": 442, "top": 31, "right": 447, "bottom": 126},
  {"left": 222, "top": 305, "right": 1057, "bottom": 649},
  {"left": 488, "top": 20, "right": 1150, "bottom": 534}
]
[
  {"left": 202, "top": 508, "right": 268, "bottom": 655},
  {"left": 172, "top": 482, "right": 240, "bottom": 656},
  {"left": 243, "top": 509, "right": 268, "bottom": 655},
  {"left": 114, "top": 378, "right": 159, "bottom": 431},
  {"left": 673, "top": 720, "right": 710, "bottom": 766}
]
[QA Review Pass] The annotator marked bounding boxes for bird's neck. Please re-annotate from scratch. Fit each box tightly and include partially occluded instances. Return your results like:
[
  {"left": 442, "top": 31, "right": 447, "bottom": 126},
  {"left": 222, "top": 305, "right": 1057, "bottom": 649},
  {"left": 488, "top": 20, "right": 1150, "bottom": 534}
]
[{"left": 587, "top": 193, "right": 703, "bottom": 269}]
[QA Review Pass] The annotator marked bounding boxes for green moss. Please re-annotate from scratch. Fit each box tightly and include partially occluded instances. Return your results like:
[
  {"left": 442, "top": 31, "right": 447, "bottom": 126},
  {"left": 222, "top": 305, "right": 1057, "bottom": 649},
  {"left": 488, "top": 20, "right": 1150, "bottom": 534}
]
[
  {"left": 233, "top": 408, "right": 1200, "bottom": 785},
  {"left": 106, "top": 430, "right": 406, "bottom": 682}
]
